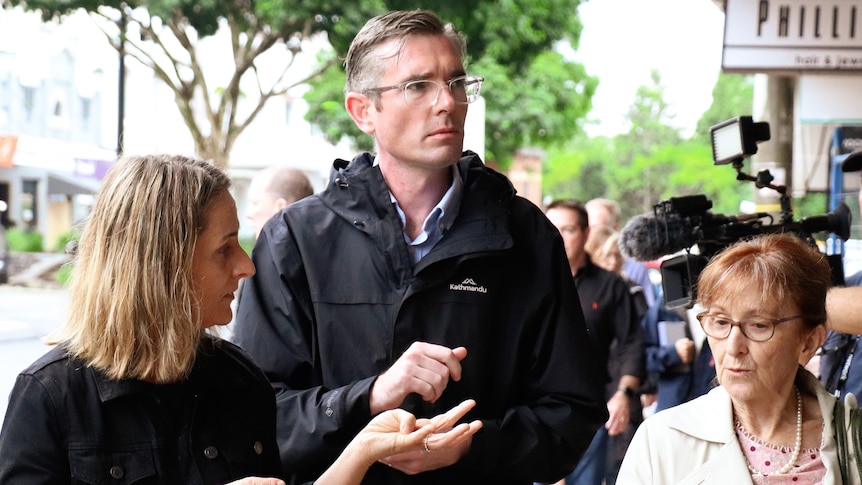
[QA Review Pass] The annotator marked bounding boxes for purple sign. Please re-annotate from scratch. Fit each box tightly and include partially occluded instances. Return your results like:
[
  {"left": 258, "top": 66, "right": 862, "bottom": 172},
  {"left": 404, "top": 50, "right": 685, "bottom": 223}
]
[{"left": 74, "top": 158, "right": 113, "bottom": 180}]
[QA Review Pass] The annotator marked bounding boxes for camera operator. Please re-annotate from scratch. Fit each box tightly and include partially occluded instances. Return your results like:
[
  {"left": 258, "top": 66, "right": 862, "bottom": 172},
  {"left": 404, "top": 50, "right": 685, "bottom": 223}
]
[
  {"left": 821, "top": 155, "right": 862, "bottom": 398},
  {"left": 825, "top": 286, "right": 862, "bottom": 395},
  {"left": 828, "top": 287, "right": 862, "bottom": 335}
]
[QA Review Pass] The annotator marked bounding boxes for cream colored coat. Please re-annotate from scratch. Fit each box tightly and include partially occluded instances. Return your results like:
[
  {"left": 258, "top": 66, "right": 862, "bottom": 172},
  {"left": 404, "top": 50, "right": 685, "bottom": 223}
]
[{"left": 618, "top": 371, "right": 861, "bottom": 484}]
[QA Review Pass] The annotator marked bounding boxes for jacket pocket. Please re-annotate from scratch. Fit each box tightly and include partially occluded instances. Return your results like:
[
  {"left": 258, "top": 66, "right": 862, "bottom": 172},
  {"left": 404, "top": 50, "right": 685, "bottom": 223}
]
[
  {"left": 219, "top": 439, "right": 279, "bottom": 476},
  {"left": 69, "top": 447, "right": 157, "bottom": 485}
]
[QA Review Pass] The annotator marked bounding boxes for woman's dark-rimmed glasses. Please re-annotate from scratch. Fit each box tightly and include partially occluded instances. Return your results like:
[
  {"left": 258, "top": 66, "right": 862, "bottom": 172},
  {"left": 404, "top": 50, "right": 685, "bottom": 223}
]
[{"left": 696, "top": 312, "right": 805, "bottom": 342}]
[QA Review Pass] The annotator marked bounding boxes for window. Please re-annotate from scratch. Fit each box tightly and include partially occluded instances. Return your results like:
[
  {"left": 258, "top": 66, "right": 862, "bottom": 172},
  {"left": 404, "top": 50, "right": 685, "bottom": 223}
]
[
  {"left": 22, "top": 86, "right": 35, "bottom": 122},
  {"left": 80, "top": 97, "right": 90, "bottom": 129},
  {"left": 48, "top": 88, "right": 70, "bottom": 131}
]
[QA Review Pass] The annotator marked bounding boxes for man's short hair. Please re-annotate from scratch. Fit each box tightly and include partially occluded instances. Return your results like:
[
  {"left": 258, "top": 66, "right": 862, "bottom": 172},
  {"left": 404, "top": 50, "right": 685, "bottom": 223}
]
[
  {"left": 586, "top": 198, "right": 621, "bottom": 228},
  {"left": 256, "top": 166, "right": 313, "bottom": 204},
  {"left": 546, "top": 199, "right": 589, "bottom": 230},
  {"left": 344, "top": 10, "right": 467, "bottom": 95}
]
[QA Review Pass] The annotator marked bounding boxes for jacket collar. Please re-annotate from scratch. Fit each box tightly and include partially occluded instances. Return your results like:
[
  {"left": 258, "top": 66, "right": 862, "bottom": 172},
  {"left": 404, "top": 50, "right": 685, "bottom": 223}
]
[
  {"left": 92, "top": 336, "right": 222, "bottom": 403},
  {"left": 320, "top": 151, "right": 516, "bottom": 262},
  {"left": 668, "top": 372, "right": 831, "bottom": 440},
  {"left": 668, "top": 384, "right": 735, "bottom": 443},
  {"left": 672, "top": 371, "right": 837, "bottom": 441},
  {"left": 326, "top": 151, "right": 514, "bottom": 205},
  {"left": 665, "top": 370, "right": 845, "bottom": 484},
  {"left": 93, "top": 370, "right": 153, "bottom": 403},
  {"left": 664, "top": 386, "right": 753, "bottom": 483},
  {"left": 573, "top": 254, "right": 600, "bottom": 284}
]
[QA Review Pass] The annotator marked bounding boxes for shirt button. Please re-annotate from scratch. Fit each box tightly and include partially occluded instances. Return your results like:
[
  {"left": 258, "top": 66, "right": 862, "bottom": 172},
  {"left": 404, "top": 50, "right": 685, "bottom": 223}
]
[
  {"left": 204, "top": 446, "right": 219, "bottom": 459},
  {"left": 253, "top": 441, "right": 264, "bottom": 455},
  {"left": 109, "top": 466, "right": 124, "bottom": 479}
]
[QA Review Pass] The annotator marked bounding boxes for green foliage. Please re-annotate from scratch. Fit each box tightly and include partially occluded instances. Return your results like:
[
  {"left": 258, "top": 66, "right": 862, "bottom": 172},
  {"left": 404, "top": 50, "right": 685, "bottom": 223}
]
[
  {"left": 693, "top": 73, "right": 755, "bottom": 144},
  {"left": 7, "top": 0, "right": 386, "bottom": 168},
  {"left": 302, "top": 59, "right": 374, "bottom": 153},
  {"left": 13, "top": 0, "right": 592, "bottom": 168},
  {"left": 543, "top": 67, "right": 756, "bottom": 226},
  {"left": 463, "top": 0, "right": 585, "bottom": 71},
  {"left": 53, "top": 230, "right": 80, "bottom": 253},
  {"left": 240, "top": 235, "right": 256, "bottom": 256},
  {"left": 598, "top": 71, "right": 690, "bottom": 221},
  {"left": 543, "top": 134, "right": 614, "bottom": 204},
  {"left": 56, "top": 262, "right": 73, "bottom": 286},
  {"left": 792, "top": 192, "right": 829, "bottom": 218},
  {"left": 7, "top": 228, "right": 44, "bottom": 252},
  {"left": 615, "top": 70, "right": 682, "bottom": 160},
  {"left": 479, "top": 50, "right": 596, "bottom": 164},
  {"left": 11, "top": 0, "right": 364, "bottom": 41},
  {"left": 320, "top": 0, "right": 585, "bottom": 70}
]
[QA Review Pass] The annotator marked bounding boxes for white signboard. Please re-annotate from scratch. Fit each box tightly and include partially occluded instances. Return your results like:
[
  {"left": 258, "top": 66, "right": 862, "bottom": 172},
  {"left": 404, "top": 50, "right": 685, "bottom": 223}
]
[{"left": 723, "top": 0, "right": 862, "bottom": 71}]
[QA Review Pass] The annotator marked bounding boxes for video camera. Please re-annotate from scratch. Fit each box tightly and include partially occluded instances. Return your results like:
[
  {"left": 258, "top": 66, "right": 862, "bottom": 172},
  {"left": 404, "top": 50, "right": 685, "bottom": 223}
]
[{"left": 620, "top": 116, "right": 852, "bottom": 309}]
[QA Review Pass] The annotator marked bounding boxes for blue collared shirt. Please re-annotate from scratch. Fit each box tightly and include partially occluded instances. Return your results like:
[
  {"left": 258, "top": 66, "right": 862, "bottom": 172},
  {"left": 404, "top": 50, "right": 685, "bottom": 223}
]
[{"left": 383, "top": 163, "right": 463, "bottom": 265}]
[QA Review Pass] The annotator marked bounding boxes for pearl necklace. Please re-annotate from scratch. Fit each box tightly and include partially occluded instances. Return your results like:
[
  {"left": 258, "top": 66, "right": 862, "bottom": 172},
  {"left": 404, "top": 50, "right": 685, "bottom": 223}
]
[{"left": 740, "top": 386, "right": 803, "bottom": 476}]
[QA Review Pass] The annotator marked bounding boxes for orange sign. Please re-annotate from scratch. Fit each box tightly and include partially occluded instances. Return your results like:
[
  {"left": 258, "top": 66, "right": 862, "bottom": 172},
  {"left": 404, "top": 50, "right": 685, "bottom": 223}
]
[{"left": 0, "top": 135, "right": 18, "bottom": 167}]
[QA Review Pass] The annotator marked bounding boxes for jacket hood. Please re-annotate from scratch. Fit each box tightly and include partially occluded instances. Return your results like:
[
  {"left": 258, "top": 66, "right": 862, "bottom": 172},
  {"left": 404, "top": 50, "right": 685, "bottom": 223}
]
[
  {"left": 327, "top": 150, "right": 513, "bottom": 189},
  {"left": 321, "top": 150, "right": 516, "bottom": 227}
]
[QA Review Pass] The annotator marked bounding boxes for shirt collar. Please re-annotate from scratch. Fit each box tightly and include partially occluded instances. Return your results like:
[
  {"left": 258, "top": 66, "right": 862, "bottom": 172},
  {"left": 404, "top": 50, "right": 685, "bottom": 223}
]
[
  {"left": 375, "top": 156, "right": 462, "bottom": 238},
  {"left": 435, "top": 164, "right": 462, "bottom": 234}
]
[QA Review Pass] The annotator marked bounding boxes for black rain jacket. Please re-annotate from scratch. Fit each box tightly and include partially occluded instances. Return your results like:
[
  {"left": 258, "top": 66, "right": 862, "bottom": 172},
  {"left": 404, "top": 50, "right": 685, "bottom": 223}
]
[{"left": 234, "top": 151, "right": 607, "bottom": 485}]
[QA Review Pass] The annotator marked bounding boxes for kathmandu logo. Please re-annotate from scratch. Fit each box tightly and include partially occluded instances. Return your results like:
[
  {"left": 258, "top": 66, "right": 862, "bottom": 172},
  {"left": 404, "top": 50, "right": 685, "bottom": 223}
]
[{"left": 449, "top": 278, "right": 488, "bottom": 294}]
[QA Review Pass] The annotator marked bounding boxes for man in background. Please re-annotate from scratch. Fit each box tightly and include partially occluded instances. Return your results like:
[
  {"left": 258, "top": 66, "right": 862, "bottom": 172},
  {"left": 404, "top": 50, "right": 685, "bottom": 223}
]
[
  {"left": 245, "top": 166, "right": 314, "bottom": 238},
  {"left": 585, "top": 198, "right": 656, "bottom": 308},
  {"left": 544, "top": 199, "right": 645, "bottom": 485}
]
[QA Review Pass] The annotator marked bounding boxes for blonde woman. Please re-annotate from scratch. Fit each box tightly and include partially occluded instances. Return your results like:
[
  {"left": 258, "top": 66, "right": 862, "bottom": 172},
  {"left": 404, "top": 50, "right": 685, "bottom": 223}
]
[
  {"left": 585, "top": 224, "right": 648, "bottom": 320},
  {"left": 584, "top": 224, "right": 624, "bottom": 273},
  {"left": 0, "top": 154, "right": 480, "bottom": 484}
]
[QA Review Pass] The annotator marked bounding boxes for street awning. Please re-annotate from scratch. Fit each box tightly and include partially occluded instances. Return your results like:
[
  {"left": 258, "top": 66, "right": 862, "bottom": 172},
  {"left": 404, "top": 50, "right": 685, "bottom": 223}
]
[{"left": 47, "top": 170, "right": 101, "bottom": 195}]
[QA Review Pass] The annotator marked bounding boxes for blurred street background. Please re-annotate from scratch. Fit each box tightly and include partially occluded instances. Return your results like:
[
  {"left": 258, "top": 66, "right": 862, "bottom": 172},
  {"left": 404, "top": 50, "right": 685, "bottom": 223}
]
[{"left": 0, "top": 253, "right": 69, "bottom": 427}]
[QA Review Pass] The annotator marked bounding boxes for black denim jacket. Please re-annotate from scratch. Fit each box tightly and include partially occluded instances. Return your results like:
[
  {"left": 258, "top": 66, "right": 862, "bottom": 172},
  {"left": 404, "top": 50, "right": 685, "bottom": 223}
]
[{"left": 0, "top": 336, "right": 283, "bottom": 484}]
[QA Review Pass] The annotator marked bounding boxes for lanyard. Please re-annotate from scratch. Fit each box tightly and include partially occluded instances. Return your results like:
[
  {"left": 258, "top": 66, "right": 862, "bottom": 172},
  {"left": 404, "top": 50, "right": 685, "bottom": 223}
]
[{"left": 834, "top": 335, "right": 860, "bottom": 399}]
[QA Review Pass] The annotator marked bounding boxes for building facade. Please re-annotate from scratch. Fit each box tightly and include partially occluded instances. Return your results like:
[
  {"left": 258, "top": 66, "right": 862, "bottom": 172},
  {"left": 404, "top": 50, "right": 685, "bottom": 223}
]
[{"left": 0, "top": 8, "right": 116, "bottom": 250}]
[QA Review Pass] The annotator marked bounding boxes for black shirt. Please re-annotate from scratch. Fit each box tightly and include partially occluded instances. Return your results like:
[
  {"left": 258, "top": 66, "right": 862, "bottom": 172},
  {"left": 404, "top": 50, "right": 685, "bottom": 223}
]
[{"left": 574, "top": 256, "right": 646, "bottom": 396}]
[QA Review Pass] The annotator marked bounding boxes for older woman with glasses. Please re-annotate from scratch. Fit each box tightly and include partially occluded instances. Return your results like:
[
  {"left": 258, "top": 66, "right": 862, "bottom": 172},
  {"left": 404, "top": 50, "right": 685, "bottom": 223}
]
[{"left": 618, "top": 233, "right": 861, "bottom": 484}]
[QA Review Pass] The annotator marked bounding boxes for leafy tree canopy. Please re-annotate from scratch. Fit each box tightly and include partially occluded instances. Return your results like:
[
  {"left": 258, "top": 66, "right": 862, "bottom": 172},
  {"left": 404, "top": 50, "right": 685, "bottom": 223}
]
[
  {"left": 693, "top": 73, "right": 755, "bottom": 144},
  {"left": 543, "top": 68, "right": 754, "bottom": 225}
]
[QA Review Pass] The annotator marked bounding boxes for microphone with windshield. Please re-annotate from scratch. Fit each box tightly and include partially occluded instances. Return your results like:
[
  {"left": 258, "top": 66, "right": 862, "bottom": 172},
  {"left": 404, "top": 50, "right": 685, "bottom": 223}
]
[
  {"left": 619, "top": 194, "right": 852, "bottom": 308},
  {"left": 623, "top": 116, "right": 853, "bottom": 308},
  {"left": 620, "top": 195, "right": 852, "bottom": 263},
  {"left": 619, "top": 212, "right": 697, "bottom": 263},
  {"left": 618, "top": 195, "right": 738, "bottom": 262}
]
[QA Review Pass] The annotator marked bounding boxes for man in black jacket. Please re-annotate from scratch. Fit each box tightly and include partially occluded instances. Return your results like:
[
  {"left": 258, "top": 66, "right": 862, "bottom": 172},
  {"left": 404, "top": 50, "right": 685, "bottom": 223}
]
[
  {"left": 543, "top": 199, "right": 645, "bottom": 485},
  {"left": 234, "top": 9, "right": 606, "bottom": 485}
]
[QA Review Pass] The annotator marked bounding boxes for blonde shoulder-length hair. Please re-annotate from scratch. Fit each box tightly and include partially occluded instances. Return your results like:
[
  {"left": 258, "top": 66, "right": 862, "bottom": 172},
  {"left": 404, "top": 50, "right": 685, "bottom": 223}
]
[{"left": 48, "top": 154, "right": 231, "bottom": 383}]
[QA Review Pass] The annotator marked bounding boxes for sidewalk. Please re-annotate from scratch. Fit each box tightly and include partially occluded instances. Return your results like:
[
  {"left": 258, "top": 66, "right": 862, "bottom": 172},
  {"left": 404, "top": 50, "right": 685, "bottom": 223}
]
[
  {"left": 0, "top": 285, "right": 68, "bottom": 341},
  {"left": 0, "top": 252, "right": 71, "bottom": 342}
]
